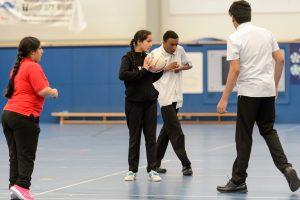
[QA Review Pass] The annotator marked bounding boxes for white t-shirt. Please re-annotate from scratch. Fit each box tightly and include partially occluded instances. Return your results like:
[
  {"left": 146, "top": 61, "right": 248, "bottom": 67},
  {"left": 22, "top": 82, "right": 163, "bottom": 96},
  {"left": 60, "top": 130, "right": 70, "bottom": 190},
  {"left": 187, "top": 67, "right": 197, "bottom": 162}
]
[
  {"left": 153, "top": 45, "right": 192, "bottom": 108},
  {"left": 227, "top": 22, "right": 280, "bottom": 97}
]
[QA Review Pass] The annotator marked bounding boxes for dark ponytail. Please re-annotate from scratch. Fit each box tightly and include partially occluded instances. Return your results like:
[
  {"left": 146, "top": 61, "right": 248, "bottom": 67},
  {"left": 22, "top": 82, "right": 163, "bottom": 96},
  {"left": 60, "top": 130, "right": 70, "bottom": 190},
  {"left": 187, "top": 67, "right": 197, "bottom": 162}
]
[
  {"left": 130, "top": 39, "right": 135, "bottom": 52},
  {"left": 129, "top": 30, "right": 151, "bottom": 68},
  {"left": 5, "top": 53, "right": 23, "bottom": 98},
  {"left": 5, "top": 36, "right": 40, "bottom": 98}
]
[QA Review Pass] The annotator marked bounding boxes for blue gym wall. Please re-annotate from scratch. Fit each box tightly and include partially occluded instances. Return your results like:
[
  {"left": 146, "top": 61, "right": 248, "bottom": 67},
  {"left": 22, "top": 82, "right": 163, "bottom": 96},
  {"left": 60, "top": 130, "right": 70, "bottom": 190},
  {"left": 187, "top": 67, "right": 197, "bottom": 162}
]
[{"left": 0, "top": 43, "right": 299, "bottom": 123}]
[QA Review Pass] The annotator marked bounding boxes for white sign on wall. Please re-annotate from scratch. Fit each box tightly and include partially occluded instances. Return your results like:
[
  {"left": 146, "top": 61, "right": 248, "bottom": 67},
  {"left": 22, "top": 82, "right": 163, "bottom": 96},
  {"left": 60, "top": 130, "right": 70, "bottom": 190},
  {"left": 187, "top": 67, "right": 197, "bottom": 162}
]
[
  {"left": 0, "top": 0, "right": 86, "bottom": 32},
  {"left": 207, "top": 50, "right": 286, "bottom": 92},
  {"left": 182, "top": 52, "right": 203, "bottom": 94}
]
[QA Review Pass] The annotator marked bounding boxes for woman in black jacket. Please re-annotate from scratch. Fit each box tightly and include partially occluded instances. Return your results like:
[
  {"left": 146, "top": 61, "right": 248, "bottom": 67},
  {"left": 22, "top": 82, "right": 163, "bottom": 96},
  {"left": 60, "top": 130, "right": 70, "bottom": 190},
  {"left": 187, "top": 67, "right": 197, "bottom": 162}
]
[{"left": 119, "top": 30, "right": 163, "bottom": 182}]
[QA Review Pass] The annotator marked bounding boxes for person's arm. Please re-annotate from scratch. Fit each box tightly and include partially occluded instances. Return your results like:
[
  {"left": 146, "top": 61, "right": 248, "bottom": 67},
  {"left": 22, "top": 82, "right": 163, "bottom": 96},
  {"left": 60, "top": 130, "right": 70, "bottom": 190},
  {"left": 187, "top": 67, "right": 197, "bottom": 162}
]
[
  {"left": 217, "top": 59, "right": 240, "bottom": 113},
  {"left": 174, "top": 63, "right": 192, "bottom": 73},
  {"left": 217, "top": 36, "right": 241, "bottom": 113},
  {"left": 180, "top": 63, "right": 192, "bottom": 70},
  {"left": 28, "top": 64, "right": 58, "bottom": 98},
  {"left": 174, "top": 47, "right": 193, "bottom": 73},
  {"left": 119, "top": 56, "right": 149, "bottom": 81},
  {"left": 272, "top": 51, "right": 284, "bottom": 98},
  {"left": 38, "top": 87, "right": 58, "bottom": 98},
  {"left": 270, "top": 32, "right": 283, "bottom": 97},
  {"left": 152, "top": 71, "right": 163, "bottom": 82}
]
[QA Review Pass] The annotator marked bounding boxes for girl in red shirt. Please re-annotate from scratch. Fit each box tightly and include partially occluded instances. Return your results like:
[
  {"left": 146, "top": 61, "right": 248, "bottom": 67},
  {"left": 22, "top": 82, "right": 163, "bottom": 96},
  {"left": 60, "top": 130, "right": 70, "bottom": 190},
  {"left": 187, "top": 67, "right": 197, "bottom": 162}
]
[{"left": 1, "top": 37, "right": 58, "bottom": 200}]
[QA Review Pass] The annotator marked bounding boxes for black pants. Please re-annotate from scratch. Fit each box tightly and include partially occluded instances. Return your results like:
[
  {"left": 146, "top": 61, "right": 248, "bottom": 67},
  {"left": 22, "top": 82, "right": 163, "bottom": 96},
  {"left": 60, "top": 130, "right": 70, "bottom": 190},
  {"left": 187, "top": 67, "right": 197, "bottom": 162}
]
[
  {"left": 156, "top": 102, "right": 191, "bottom": 167},
  {"left": 231, "top": 96, "right": 292, "bottom": 184},
  {"left": 1, "top": 110, "right": 40, "bottom": 189},
  {"left": 125, "top": 100, "right": 157, "bottom": 173}
]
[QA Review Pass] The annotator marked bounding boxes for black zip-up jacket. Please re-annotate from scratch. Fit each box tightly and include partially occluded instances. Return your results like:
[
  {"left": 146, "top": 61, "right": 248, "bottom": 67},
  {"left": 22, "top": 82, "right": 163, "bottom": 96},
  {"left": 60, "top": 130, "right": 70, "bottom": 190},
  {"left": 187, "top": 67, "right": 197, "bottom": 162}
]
[{"left": 119, "top": 51, "right": 163, "bottom": 102}]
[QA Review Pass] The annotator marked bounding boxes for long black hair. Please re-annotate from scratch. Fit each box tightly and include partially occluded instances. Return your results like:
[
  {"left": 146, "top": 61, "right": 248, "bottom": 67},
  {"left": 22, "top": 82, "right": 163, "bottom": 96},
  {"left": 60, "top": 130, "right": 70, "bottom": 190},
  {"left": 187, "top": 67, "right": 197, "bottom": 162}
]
[
  {"left": 129, "top": 30, "right": 151, "bottom": 68},
  {"left": 5, "top": 36, "right": 41, "bottom": 98}
]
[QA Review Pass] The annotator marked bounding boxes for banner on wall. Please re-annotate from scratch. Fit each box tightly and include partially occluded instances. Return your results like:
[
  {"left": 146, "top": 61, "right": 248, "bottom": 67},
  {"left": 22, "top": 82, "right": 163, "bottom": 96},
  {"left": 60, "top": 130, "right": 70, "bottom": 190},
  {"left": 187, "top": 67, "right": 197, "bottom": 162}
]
[
  {"left": 290, "top": 44, "right": 300, "bottom": 84},
  {"left": 0, "top": 0, "right": 86, "bottom": 32}
]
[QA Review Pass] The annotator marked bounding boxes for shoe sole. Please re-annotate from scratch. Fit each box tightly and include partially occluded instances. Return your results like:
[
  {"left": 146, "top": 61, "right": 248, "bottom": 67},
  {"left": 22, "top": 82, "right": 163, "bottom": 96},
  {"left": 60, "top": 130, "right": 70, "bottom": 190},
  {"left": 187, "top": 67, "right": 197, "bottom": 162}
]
[
  {"left": 217, "top": 188, "right": 248, "bottom": 193},
  {"left": 10, "top": 187, "right": 28, "bottom": 200},
  {"left": 183, "top": 172, "right": 193, "bottom": 176},
  {"left": 285, "top": 169, "right": 300, "bottom": 192},
  {"left": 149, "top": 178, "right": 162, "bottom": 182},
  {"left": 124, "top": 178, "right": 136, "bottom": 181}
]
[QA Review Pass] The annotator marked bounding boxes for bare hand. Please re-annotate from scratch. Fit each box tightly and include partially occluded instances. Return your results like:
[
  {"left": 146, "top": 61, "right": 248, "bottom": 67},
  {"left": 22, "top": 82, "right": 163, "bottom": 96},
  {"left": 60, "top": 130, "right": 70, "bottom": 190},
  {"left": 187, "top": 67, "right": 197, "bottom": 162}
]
[
  {"left": 217, "top": 98, "right": 228, "bottom": 114},
  {"left": 52, "top": 89, "right": 59, "bottom": 98},
  {"left": 143, "top": 56, "right": 153, "bottom": 70},
  {"left": 165, "top": 62, "right": 179, "bottom": 71},
  {"left": 173, "top": 67, "right": 181, "bottom": 73},
  {"left": 148, "top": 65, "right": 158, "bottom": 72}
]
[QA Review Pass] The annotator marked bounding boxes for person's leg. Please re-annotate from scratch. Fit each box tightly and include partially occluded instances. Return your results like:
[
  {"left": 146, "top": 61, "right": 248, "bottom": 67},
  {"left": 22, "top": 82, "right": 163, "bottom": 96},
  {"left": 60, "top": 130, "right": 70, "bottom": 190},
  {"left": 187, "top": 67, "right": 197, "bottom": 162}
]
[
  {"left": 1, "top": 111, "right": 18, "bottom": 189},
  {"left": 156, "top": 123, "right": 169, "bottom": 168},
  {"left": 12, "top": 114, "right": 40, "bottom": 189},
  {"left": 217, "top": 96, "right": 259, "bottom": 193},
  {"left": 231, "top": 96, "right": 259, "bottom": 184},
  {"left": 142, "top": 101, "right": 158, "bottom": 173},
  {"left": 256, "top": 97, "right": 291, "bottom": 171},
  {"left": 161, "top": 103, "right": 191, "bottom": 169},
  {"left": 142, "top": 101, "right": 162, "bottom": 182},
  {"left": 257, "top": 97, "right": 299, "bottom": 192},
  {"left": 4, "top": 112, "right": 40, "bottom": 200},
  {"left": 125, "top": 101, "right": 143, "bottom": 174}
]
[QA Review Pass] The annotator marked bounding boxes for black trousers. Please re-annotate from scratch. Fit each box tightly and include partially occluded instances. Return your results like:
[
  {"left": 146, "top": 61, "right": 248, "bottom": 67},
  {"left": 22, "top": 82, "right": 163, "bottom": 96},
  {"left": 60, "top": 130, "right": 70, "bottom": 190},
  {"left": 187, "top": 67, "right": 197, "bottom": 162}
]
[
  {"left": 156, "top": 102, "right": 191, "bottom": 167},
  {"left": 1, "top": 110, "right": 40, "bottom": 189},
  {"left": 231, "top": 96, "right": 292, "bottom": 184},
  {"left": 125, "top": 100, "right": 157, "bottom": 173}
]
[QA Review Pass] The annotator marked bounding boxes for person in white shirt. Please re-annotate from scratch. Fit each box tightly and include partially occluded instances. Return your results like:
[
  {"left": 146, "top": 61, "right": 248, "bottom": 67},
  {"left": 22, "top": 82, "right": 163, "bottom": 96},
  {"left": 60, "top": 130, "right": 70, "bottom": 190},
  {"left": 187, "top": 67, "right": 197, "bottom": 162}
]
[
  {"left": 153, "top": 30, "right": 193, "bottom": 176},
  {"left": 216, "top": 0, "right": 300, "bottom": 193}
]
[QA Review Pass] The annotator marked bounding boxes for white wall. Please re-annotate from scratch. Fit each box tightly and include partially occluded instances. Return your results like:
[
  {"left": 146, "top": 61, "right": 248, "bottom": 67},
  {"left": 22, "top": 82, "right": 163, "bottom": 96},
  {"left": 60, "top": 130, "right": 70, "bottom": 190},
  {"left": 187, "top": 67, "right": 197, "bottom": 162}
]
[
  {"left": 0, "top": 0, "right": 147, "bottom": 42},
  {"left": 162, "top": 0, "right": 300, "bottom": 42},
  {"left": 1, "top": 0, "right": 300, "bottom": 43}
]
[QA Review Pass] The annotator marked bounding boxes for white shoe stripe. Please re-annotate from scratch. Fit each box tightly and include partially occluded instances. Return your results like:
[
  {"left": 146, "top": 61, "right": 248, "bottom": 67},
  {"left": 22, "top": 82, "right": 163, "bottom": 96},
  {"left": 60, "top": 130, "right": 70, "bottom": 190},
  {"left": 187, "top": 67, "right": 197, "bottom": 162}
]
[{"left": 11, "top": 187, "right": 27, "bottom": 200}]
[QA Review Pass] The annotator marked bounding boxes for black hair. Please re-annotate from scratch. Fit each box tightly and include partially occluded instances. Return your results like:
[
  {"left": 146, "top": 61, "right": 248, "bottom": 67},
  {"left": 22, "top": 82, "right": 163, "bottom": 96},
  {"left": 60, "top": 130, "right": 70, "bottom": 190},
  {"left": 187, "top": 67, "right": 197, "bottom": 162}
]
[
  {"left": 163, "top": 30, "right": 179, "bottom": 42},
  {"left": 5, "top": 36, "right": 40, "bottom": 98},
  {"left": 129, "top": 30, "right": 151, "bottom": 68},
  {"left": 229, "top": 0, "right": 251, "bottom": 24}
]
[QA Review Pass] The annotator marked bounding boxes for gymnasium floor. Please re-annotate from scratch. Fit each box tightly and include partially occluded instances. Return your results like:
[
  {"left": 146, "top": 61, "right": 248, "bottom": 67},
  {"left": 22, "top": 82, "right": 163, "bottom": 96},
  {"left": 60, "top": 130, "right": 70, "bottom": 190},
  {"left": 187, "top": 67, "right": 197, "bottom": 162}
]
[{"left": 0, "top": 124, "right": 300, "bottom": 200}]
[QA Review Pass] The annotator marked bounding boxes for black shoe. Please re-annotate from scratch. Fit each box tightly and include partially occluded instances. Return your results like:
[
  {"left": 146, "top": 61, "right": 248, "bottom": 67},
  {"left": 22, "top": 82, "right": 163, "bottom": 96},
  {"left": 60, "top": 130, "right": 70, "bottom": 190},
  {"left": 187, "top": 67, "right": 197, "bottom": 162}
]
[
  {"left": 155, "top": 167, "right": 167, "bottom": 174},
  {"left": 217, "top": 180, "right": 248, "bottom": 193},
  {"left": 284, "top": 166, "right": 300, "bottom": 192},
  {"left": 182, "top": 166, "right": 193, "bottom": 176}
]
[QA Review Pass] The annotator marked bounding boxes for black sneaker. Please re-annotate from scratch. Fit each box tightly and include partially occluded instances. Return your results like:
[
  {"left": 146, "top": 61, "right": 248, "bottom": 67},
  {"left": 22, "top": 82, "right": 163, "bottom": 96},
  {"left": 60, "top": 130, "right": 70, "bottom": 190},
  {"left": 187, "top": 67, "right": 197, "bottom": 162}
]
[
  {"left": 284, "top": 166, "right": 300, "bottom": 192},
  {"left": 217, "top": 180, "right": 248, "bottom": 193},
  {"left": 182, "top": 166, "right": 193, "bottom": 176},
  {"left": 155, "top": 167, "right": 167, "bottom": 174}
]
